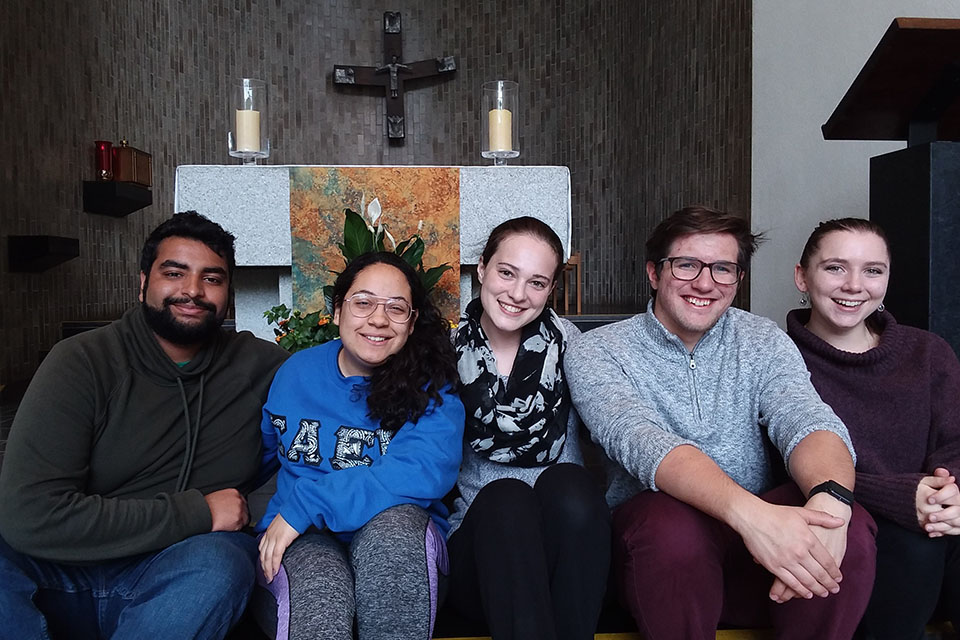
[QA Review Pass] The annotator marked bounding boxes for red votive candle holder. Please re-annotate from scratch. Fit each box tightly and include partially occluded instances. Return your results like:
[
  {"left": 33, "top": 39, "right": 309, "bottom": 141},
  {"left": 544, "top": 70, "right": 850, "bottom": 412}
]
[{"left": 95, "top": 140, "right": 113, "bottom": 180}]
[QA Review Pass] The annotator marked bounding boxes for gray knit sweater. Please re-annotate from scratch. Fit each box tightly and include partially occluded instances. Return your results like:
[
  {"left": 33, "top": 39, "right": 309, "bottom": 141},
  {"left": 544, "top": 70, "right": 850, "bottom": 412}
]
[
  {"left": 447, "top": 317, "right": 585, "bottom": 535},
  {"left": 565, "top": 301, "right": 854, "bottom": 508}
]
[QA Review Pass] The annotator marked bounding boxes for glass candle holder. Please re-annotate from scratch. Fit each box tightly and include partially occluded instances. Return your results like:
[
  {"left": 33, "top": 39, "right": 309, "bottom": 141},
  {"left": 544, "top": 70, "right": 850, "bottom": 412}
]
[
  {"left": 95, "top": 140, "right": 113, "bottom": 180},
  {"left": 228, "top": 78, "right": 270, "bottom": 165},
  {"left": 481, "top": 80, "right": 519, "bottom": 166}
]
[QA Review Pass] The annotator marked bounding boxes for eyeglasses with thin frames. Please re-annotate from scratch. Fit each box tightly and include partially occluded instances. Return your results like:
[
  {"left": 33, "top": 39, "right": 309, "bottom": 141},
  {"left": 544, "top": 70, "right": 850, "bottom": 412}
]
[
  {"left": 658, "top": 257, "right": 743, "bottom": 285},
  {"left": 343, "top": 293, "right": 415, "bottom": 323}
]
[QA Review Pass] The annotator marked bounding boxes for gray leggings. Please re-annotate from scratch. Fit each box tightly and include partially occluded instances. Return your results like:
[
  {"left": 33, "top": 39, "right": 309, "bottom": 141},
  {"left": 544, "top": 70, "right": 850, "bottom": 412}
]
[{"left": 251, "top": 504, "right": 447, "bottom": 640}]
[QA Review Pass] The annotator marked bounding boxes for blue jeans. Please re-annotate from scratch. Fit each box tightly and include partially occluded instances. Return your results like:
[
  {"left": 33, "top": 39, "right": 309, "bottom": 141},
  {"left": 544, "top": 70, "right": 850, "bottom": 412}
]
[{"left": 0, "top": 531, "right": 258, "bottom": 640}]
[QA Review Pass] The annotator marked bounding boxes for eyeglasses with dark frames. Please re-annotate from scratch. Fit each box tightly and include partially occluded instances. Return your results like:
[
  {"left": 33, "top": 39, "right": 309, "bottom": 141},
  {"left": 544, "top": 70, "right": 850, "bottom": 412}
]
[
  {"left": 343, "top": 293, "right": 415, "bottom": 323},
  {"left": 658, "top": 257, "right": 743, "bottom": 285}
]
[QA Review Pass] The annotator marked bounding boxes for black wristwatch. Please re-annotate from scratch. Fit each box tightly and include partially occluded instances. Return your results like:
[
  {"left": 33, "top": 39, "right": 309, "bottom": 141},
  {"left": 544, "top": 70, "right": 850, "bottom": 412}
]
[{"left": 808, "top": 480, "right": 855, "bottom": 506}]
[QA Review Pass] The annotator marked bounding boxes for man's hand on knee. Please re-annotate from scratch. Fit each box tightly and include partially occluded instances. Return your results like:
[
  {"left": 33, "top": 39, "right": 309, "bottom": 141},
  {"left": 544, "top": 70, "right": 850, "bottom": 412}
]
[
  {"left": 769, "top": 493, "right": 852, "bottom": 603},
  {"left": 734, "top": 500, "right": 845, "bottom": 602},
  {"left": 204, "top": 488, "right": 250, "bottom": 532}
]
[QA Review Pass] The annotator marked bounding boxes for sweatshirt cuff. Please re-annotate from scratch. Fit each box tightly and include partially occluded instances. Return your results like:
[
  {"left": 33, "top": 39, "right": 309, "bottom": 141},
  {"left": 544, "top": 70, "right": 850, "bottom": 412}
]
[
  {"left": 855, "top": 471, "right": 926, "bottom": 531},
  {"left": 281, "top": 498, "right": 322, "bottom": 535},
  {"left": 647, "top": 439, "right": 700, "bottom": 492},
  {"left": 176, "top": 488, "right": 215, "bottom": 535}
]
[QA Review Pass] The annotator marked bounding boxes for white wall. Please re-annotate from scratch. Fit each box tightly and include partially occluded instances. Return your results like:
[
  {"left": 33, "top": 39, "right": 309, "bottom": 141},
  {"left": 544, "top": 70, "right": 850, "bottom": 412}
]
[{"left": 751, "top": 2, "right": 960, "bottom": 326}]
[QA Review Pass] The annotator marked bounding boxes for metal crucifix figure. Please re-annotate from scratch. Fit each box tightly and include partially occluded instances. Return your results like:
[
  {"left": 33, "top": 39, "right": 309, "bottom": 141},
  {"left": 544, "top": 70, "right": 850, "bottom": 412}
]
[{"left": 333, "top": 12, "right": 457, "bottom": 141}]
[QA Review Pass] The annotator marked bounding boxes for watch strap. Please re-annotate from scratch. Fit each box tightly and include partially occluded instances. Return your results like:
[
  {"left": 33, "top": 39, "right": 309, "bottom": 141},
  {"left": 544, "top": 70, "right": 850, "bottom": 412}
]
[{"left": 808, "top": 480, "right": 854, "bottom": 506}]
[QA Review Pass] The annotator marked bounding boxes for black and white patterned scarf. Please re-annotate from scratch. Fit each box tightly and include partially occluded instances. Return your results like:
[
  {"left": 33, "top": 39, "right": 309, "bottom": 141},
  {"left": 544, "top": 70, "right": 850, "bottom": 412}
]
[{"left": 454, "top": 298, "right": 570, "bottom": 467}]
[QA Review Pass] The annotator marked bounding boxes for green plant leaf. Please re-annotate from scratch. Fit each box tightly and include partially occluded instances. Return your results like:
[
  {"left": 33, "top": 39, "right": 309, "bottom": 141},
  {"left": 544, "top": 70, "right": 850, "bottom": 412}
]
[
  {"left": 401, "top": 236, "right": 425, "bottom": 268},
  {"left": 263, "top": 303, "right": 291, "bottom": 325},
  {"left": 322, "top": 284, "right": 336, "bottom": 315},
  {"left": 421, "top": 264, "right": 453, "bottom": 291},
  {"left": 342, "top": 209, "right": 374, "bottom": 261}
]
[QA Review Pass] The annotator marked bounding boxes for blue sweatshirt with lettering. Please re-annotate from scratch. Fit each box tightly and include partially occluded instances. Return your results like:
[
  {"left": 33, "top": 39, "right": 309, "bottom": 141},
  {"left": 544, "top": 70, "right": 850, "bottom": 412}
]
[{"left": 254, "top": 340, "right": 465, "bottom": 540}]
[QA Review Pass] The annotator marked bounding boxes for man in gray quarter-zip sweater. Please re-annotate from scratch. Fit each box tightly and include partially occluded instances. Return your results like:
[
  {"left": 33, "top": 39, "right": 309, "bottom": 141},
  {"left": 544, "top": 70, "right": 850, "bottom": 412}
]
[
  {"left": 565, "top": 206, "right": 877, "bottom": 640},
  {"left": 0, "top": 212, "right": 288, "bottom": 640}
]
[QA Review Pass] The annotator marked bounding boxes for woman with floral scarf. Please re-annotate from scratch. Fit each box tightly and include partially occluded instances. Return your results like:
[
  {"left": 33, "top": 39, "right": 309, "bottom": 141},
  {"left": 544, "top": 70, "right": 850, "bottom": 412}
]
[{"left": 445, "top": 217, "right": 610, "bottom": 640}]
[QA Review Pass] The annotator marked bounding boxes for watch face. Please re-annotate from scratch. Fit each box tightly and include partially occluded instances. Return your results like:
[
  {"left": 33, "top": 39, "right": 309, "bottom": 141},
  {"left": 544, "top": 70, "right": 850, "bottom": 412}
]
[{"left": 813, "top": 480, "right": 853, "bottom": 505}]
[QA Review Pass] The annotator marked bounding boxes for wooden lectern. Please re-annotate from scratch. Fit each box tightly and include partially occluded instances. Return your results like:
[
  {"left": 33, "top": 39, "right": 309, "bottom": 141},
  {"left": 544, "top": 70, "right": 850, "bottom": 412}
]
[{"left": 823, "top": 17, "right": 960, "bottom": 354}]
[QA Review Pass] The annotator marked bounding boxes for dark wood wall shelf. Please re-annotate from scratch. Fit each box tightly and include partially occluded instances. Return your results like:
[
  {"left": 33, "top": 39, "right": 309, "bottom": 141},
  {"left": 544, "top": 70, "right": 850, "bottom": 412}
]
[
  {"left": 9, "top": 235, "right": 80, "bottom": 272},
  {"left": 83, "top": 181, "right": 152, "bottom": 217}
]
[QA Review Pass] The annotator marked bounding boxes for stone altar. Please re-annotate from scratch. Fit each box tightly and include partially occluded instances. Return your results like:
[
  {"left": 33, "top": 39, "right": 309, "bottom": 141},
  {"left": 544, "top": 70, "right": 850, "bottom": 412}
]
[{"left": 174, "top": 165, "right": 571, "bottom": 340}]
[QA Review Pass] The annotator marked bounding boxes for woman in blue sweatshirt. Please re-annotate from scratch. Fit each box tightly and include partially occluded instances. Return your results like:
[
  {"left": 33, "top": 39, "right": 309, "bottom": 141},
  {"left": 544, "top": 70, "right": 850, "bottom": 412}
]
[{"left": 252, "top": 251, "right": 465, "bottom": 640}]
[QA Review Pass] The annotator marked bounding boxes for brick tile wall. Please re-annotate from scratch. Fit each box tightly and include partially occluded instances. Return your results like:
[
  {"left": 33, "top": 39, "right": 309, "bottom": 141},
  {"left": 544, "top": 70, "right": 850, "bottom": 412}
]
[{"left": 0, "top": 0, "right": 750, "bottom": 384}]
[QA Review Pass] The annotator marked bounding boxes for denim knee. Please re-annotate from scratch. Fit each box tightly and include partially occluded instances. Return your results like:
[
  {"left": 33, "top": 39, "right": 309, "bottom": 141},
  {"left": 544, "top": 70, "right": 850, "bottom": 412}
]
[
  {"left": 0, "top": 533, "right": 49, "bottom": 640},
  {"left": 155, "top": 531, "right": 258, "bottom": 595}
]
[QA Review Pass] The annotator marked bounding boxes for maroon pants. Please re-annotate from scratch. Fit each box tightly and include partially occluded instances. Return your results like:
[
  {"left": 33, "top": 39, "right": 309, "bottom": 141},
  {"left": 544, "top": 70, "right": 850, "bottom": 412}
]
[{"left": 611, "top": 483, "right": 877, "bottom": 640}]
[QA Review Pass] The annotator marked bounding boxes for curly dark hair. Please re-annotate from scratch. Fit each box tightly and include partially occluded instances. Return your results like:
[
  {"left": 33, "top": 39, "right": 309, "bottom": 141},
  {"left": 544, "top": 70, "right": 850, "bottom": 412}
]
[{"left": 332, "top": 252, "right": 459, "bottom": 431}]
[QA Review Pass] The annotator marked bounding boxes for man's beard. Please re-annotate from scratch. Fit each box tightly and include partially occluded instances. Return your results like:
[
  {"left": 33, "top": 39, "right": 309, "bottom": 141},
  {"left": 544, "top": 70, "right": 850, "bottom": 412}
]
[{"left": 141, "top": 295, "right": 223, "bottom": 346}]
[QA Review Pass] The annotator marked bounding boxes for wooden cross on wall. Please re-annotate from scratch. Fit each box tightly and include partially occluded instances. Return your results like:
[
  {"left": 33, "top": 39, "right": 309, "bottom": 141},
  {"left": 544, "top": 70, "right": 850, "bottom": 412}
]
[{"left": 333, "top": 12, "right": 457, "bottom": 141}]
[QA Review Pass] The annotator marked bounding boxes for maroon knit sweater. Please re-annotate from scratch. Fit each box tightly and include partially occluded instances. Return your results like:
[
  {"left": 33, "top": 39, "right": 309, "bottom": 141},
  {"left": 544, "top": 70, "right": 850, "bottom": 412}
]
[{"left": 787, "top": 309, "right": 960, "bottom": 532}]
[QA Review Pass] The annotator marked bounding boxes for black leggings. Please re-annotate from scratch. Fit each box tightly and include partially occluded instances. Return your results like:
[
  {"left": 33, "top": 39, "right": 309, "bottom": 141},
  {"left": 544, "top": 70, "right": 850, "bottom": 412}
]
[
  {"left": 859, "top": 515, "right": 960, "bottom": 640},
  {"left": 445, "top": 463, "right": 611, "bottom": 640}
]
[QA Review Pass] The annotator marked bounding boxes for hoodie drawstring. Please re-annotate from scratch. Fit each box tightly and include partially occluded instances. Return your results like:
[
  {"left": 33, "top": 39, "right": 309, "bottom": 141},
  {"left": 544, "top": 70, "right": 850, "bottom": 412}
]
[{"left": 174, "top": 375, "right": 205, "bottom": 492}]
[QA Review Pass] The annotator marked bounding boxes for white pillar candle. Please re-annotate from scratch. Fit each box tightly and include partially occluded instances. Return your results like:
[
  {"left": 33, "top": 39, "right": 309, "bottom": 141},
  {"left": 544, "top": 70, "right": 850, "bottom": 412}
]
[
  {"left": 236, "top": 109, "right": 261, "bottom": 152},
  {"left": 488, "top": 108, "right": 512, "bottom": 152}
]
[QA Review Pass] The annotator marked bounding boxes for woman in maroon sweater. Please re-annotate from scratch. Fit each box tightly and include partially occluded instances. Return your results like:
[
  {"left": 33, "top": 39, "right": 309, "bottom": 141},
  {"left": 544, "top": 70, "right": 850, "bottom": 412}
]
[{"left": 788, "top": 217, "right": 960, "bottom": 639}]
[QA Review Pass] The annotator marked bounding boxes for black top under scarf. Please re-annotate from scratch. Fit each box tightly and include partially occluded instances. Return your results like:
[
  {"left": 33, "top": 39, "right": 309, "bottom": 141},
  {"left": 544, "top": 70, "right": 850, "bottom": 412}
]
[{"left": 454, "top": 298, "right": 570, "bottom": 467}]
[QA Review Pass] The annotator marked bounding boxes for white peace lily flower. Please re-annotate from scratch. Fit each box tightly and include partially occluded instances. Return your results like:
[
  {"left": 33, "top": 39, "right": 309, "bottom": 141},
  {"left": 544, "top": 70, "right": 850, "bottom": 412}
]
[
  {"left": 383, "top": 228, "right": 397, "bottom": 250},
  {"left": 366, "top": 197, "right": 382, "bottom": 227},
  {"left": 359, "top": 193, "right": 372, "bottom": 233}
]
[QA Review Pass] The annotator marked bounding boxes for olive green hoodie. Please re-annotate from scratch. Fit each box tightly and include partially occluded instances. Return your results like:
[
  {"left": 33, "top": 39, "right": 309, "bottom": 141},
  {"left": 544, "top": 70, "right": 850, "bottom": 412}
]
[{"left": 0, "top": 307, "right": 288, "bottom": 563}]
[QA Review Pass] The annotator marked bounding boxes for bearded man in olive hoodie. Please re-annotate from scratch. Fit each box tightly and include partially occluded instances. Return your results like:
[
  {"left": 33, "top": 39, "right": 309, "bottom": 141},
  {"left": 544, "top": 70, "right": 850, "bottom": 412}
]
[{"left": 0, "top": 211, "right": 289, "bottom": 639}]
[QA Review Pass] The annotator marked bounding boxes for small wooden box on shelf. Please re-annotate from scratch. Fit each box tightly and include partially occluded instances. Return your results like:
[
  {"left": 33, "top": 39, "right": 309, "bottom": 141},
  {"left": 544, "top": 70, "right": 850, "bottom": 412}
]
[{"left": 112, "top": 140, "right": 152, "bottom": 187}]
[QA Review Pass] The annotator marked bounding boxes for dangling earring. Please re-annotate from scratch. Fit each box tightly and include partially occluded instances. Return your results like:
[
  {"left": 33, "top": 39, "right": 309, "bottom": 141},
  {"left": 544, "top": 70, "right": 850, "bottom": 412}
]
[
  {"left": 799, "top": 293, "right": 808, "bottom": 306},
  {"left": 877, "top": 302, "right": 885, "bottom": 313}
]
